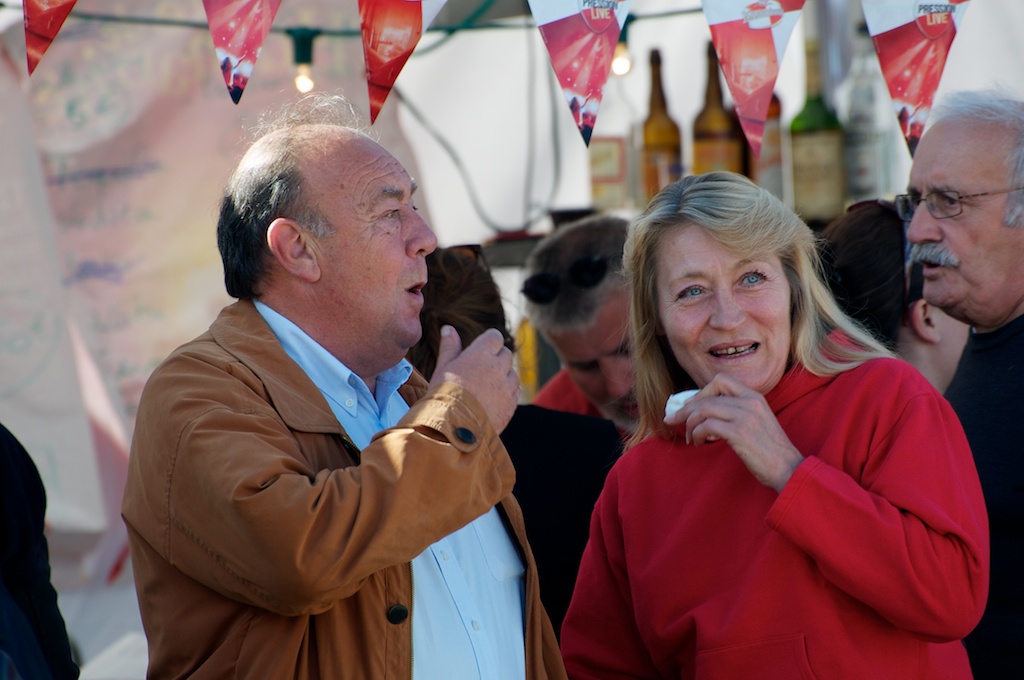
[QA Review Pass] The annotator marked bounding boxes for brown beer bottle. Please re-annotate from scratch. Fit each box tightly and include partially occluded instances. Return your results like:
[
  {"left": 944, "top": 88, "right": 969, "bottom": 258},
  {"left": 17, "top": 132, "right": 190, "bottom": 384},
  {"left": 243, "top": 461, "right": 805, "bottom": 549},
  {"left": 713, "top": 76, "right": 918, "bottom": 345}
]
[
  {"left": 692, "top": 41, "right": 745, "bottom": 175},
  {"left": 641, "top": 49, "right": 682, "bottom": 201}
]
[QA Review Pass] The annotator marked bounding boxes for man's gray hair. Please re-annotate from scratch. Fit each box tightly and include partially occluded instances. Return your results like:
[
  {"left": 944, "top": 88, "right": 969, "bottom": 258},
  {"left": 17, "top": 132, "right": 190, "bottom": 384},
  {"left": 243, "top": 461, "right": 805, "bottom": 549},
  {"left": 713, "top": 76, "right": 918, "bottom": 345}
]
[
  {"left": 218, "top": 93, "right": 372, "bottom": 299},
  {"left": 250, "top": 92, "right": 372, "bottom": 143},
  {"left": 930, "top": 89, "right": 1024, "bottom": 227},
  {"left": 523, "top": 214, "right": 629, "bottom": 333}
]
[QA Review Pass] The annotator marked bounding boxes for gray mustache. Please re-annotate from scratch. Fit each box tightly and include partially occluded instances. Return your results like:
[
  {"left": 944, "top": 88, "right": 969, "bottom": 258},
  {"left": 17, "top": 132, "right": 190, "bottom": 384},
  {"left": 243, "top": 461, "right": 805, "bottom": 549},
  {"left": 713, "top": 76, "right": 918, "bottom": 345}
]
[{"left": 909, "top": 242, "right": 960, "bottom": 268}]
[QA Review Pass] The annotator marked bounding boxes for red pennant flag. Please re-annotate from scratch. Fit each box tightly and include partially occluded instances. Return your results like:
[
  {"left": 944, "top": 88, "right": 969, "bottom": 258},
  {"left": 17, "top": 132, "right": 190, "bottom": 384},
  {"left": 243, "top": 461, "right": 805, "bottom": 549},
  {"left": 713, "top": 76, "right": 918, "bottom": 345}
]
[
  {"left": 23, "top": 0, "right": 78, "bottom": 75},
  {"left": 528, "top": 0, "right": 633, "bottom": 146},
  {"left": 359, "top": 0, "right": 448, "bottom": 124},
  {"left": 862, "top": 0, "right": 972, "bottom": 155},
  {"left": 203, "top": 0, "right": 282, "bottom": 104},
  {"left": 704, "top": 0, "right": 805, "bottom": 158}
]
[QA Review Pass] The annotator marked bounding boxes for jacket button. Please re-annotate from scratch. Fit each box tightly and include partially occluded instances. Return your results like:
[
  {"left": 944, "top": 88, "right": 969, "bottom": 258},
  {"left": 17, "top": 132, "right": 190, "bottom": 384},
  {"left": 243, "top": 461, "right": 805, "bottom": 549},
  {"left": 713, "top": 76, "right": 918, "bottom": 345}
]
[
  {"left": 454, "top": 427, "right": 476, "bottom": 444},
  {"left": 387, "top": 604, "right": 409, "bottom": 624}
]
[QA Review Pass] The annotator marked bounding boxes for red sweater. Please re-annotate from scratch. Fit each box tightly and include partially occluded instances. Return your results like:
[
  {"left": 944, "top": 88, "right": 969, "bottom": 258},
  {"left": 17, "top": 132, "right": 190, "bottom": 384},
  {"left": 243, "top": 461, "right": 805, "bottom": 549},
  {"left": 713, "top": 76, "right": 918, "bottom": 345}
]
[{"left": 561, "top": 359, "right": 988, "bottom": 679}]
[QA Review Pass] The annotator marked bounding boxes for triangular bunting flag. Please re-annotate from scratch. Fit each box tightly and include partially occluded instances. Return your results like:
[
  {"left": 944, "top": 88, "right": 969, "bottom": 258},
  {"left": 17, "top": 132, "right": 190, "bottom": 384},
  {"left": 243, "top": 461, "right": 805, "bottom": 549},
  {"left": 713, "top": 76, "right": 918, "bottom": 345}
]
[
  {"left": 862, "top": 0, "right": 972, "bottom": 155},
  {"left": 23, "top": 0, "right": 78, "bottom": 75},
  {"left": 359, "top": 0, "right": 448, "bottom": 124},
  {"left": 528, "top": 0, "right": 633, "bottom": 146},
  {"left": 704, "top": 0, "right": 805, "bottom": 158},
  {"left": 202, "top": 0, "right": 282, "bottom": 104}
]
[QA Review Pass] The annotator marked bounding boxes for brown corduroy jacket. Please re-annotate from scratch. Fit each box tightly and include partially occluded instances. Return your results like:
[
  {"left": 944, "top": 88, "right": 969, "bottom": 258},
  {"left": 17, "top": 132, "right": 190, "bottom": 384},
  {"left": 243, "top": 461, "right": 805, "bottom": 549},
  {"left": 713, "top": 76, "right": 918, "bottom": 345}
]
[{"left": 122, "top": 299, "right": 566, "bottom": 679}]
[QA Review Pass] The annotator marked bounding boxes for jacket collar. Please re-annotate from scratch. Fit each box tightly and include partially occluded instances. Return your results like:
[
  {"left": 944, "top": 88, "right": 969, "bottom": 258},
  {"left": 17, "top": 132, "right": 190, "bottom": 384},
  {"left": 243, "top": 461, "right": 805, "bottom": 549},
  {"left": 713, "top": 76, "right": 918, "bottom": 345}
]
[{"left": 207, "top": 300, "right": 428, "bottom": 435}]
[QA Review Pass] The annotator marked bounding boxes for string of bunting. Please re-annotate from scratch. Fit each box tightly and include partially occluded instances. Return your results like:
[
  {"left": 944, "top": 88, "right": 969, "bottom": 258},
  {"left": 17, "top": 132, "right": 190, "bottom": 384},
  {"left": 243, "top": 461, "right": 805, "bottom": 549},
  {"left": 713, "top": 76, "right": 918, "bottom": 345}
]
[{"left": 10, "top": 0, "right": 972, "bottom": 154}]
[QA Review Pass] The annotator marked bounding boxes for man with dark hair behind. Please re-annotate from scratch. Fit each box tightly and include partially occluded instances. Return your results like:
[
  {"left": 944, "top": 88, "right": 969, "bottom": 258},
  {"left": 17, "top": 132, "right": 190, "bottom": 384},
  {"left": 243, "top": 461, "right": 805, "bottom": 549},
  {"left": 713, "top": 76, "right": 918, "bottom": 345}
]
[
  {"left": 522, "top": 215, "right": 637, "bottom": 436},
  {"left": 408, "top": 246, "right": 622, "bottom": 636}
]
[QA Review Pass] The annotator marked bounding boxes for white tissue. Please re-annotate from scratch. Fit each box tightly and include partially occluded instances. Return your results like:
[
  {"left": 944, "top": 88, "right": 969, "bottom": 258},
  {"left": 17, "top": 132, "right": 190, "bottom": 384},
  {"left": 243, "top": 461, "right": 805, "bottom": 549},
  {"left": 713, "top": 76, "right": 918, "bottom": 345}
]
[{"left": 664, "top": 389, "right": 699, "bottom": 420}]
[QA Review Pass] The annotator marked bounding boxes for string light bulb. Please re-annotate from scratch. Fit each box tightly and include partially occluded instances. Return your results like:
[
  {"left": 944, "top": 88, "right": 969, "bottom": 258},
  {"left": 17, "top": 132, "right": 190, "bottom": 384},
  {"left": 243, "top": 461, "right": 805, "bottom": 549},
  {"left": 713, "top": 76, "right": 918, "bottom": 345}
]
[
  {"left": 295, "top": 64, "right": 314, "bottom": 93},
  {"left": 611, "top": 14, "right": 633, "bottom": 76},
  {"left": 287, "top": 28, "right": 320, "bottom": 94}
]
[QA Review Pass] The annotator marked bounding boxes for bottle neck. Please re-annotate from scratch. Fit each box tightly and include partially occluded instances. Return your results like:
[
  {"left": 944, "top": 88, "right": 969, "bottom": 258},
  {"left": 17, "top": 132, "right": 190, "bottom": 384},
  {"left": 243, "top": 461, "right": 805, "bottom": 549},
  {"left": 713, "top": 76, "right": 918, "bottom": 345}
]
[
  {"left": 705, "top": 49, "right": 724, "bottom": 108},
  {"left": 650, "top": 62, "right": 667, "bottom": 112},
  {"left": 804, "top": 40, "right": 824, "bottom": 100}
]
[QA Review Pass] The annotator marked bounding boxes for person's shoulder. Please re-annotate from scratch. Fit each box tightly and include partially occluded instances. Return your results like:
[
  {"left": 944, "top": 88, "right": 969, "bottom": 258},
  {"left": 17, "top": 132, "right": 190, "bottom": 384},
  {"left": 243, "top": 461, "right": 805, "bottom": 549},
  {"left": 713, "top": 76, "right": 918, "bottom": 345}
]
[
  {"left": 514, "top": 404, "right": 614, "bottom": 429},
  {"left": 833, "top": 356, "right": 938, "bottom": 404},
  {"left": 504, "top": 405, "right": 622, "bottom": 457},
  {"left": 533, "top": 369, "right": 577, "bottom": 399},
  {"left": 136, "top": 315, "right": 265, "bottom": 418},
  {"left": 617, "top": 432, "right": 681, "bottom": 467},
  {"left": 590, "top": 433, "right": 686, "bottom": 502},
  {"left": 145, "top": 328, "right": 230, "bottom": 387},
  {"left": 852, "top": 355, "right": 928, "bottom": 381},
  {"left": 155, "top": 301, "right": 270, "bottom": 376},
  {"left": 533, "top": 370, "right": 600, "bottom": 416},
  {"left": 0, "top": 423, "right": 20, "bottom": 453},
  {"left": 0, "top": 424, "right": 36, "bottom": 476}
]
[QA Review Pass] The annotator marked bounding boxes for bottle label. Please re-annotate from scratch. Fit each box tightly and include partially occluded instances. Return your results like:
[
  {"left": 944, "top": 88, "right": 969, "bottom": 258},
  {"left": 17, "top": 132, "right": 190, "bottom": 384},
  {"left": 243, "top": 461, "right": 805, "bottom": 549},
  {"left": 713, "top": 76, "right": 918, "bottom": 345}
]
[
  {"left": 791, "top": 130, "right": 845, "bottom": 221},
  {"left": 693, "top": 138, "right": 744, "bottom": 175},
  {"left": 844, "top": 128, "right": 885, "bottom": 202},
  {"left": 590, "top": 136, "right": 630, "bottom": 210},
  {"left": 754, "top": 118, "right": 784, "bottom": 199},
  {"left": 642, "top": 148, "right": 682, "bottom": 201}
]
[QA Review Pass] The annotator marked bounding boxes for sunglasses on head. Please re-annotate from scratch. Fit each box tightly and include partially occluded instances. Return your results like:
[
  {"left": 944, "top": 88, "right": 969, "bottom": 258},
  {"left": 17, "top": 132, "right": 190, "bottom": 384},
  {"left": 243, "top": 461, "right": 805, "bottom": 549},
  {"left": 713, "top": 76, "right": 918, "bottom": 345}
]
[{"left": 521, "top": 254, "right": 612, "bottom": 304}]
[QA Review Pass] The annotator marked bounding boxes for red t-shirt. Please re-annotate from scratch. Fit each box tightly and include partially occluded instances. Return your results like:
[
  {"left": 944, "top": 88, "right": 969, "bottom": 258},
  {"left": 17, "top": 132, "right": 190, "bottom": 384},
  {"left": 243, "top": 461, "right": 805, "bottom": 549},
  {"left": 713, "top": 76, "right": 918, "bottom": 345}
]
[{"left": 532, "top": 368, "right": 602, "bottom": 420}]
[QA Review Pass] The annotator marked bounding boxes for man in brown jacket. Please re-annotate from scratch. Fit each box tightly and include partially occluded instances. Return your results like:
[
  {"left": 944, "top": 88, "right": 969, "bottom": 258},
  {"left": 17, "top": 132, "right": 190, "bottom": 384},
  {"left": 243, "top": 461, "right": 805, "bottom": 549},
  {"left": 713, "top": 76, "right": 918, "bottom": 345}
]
[{"left": 121, "top": 94, "right": 566, "bottom": 679}]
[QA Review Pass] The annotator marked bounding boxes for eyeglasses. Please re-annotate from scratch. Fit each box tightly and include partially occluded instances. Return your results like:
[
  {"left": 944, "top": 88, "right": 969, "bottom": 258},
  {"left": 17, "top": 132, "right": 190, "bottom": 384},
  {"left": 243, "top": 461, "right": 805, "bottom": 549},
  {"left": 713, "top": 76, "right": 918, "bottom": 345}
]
[
  {"left": 894, "top": 187, "right": 1024, "bottom": 221},
  {"left": 521, "top": 254, "right": 612, "bottom": 304}
]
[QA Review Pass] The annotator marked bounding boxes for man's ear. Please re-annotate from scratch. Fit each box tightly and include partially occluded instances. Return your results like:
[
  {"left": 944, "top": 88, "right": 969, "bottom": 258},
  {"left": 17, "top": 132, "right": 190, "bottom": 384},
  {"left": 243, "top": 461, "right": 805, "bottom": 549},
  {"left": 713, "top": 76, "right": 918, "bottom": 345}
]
[
  {"left": 905, "top": 299, "right": 941, "bottom": 345},
  {"left": 266, "top": 218, "right": 321, "bottom": 283}
]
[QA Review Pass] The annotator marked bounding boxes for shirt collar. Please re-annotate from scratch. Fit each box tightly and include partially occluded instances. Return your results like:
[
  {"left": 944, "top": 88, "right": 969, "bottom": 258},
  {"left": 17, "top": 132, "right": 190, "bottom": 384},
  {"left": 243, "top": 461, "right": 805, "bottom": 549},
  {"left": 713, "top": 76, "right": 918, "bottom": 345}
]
[{"left": 253, "top": 300, "right": 413, "bottom": 416}]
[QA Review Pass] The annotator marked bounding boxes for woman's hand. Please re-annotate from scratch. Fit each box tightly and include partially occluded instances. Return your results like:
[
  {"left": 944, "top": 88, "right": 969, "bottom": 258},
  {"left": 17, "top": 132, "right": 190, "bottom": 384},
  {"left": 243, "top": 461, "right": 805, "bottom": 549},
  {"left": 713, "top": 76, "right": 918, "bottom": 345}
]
[{"left": 664, "top": 373, "right": 804, "bottom": 492}]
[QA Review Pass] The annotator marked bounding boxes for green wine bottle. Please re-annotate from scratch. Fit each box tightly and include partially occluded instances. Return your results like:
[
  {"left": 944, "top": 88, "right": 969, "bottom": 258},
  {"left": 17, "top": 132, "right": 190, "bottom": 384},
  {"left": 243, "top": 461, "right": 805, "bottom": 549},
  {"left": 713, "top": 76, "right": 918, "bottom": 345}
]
[{"left": 790, "top": 38, "right": 845, "bottom": 230}]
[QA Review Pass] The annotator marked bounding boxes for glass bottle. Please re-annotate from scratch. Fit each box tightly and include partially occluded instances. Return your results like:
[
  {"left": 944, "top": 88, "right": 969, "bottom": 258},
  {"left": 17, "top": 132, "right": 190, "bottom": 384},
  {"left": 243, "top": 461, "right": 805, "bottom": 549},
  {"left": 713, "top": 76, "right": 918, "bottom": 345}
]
[
  {"left": 790, "top": 38, "right": 845, "bottom": 230},
  {"left": 843, "top": 23, "right": 889, "bottom": 202},
  {"left": 750, "top": 92, "right": 784, "bottom": 201},
  {"left": 692, "top": 41, "right": 745, "bottom": 175},
  {"left": 641, "top": 49, "right": 682, "bottom": 201},
  {"left": 589, "top": 76, "right": 638, "bottom": 211}
]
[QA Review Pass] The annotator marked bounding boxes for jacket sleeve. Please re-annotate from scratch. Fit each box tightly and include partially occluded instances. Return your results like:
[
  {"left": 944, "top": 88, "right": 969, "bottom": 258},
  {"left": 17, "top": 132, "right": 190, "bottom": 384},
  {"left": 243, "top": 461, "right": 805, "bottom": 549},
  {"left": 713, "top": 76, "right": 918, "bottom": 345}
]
[
  {"left": 122, "top": 352, "right": 516, "bottom": 617},
  {"left": 560, "top": 468, "right": 663, "bottom": 679},
  {"left": 766, "top": 389, "right": 989, "bottom": 641}
]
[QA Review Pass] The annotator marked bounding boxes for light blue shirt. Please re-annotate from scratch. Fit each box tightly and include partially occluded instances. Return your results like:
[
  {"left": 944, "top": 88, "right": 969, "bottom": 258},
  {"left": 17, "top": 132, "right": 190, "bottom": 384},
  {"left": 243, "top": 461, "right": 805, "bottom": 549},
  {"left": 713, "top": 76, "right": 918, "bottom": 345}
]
[{"left": 255, "top": 302, "right": 526, "bottom": 680}]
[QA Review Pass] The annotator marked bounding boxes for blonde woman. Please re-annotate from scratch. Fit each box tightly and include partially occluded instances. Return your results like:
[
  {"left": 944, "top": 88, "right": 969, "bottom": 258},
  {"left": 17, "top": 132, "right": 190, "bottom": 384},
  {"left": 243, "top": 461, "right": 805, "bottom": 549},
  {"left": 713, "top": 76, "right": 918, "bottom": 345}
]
[{"left": 560, "top": 172, "right": 988, "bottom": 679}]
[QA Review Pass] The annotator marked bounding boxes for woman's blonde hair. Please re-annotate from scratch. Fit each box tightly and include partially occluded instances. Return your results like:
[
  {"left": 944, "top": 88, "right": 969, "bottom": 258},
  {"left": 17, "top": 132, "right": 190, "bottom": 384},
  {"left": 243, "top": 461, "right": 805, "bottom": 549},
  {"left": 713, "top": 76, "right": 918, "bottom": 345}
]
[{"left": 625, "top": 172, "right": 893, "bottom": 447}]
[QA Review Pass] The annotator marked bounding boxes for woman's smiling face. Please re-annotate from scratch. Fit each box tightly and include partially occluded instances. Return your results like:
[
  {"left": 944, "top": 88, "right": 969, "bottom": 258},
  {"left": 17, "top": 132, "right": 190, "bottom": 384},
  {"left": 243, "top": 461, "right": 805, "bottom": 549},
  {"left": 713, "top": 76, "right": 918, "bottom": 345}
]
[{"left": 656, "top": 223, "right": 792, "bottom": 394}]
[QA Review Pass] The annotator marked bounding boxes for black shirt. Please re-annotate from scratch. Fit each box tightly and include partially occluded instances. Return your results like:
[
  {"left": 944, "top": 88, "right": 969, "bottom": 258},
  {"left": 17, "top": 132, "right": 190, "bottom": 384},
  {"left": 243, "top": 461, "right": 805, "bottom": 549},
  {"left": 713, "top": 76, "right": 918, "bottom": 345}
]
[
  {"left": 500, "top": 405, "right": 623, "bottom": 637},
  {"left": 945, "top": 314, "right": 1024, "bottom": 677}
]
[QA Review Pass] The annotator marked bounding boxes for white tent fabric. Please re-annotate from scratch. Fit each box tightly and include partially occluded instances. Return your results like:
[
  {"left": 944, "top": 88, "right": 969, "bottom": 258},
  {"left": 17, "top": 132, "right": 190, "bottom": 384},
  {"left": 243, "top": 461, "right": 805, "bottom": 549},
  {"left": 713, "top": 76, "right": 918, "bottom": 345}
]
[{"left": 0, "top": 0, "right": 1022, "bottom": 672}]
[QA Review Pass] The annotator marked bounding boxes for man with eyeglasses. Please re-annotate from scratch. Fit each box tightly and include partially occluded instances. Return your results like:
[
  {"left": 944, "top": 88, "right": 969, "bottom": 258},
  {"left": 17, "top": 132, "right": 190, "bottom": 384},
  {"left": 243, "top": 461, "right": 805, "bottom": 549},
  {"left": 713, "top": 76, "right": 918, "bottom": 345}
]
[
  {"left": 522, "top": 215, "right": 638, "bottom": 437},
  {"left": 900, "top": 89, "right": 1024, "bottom": 678}
]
